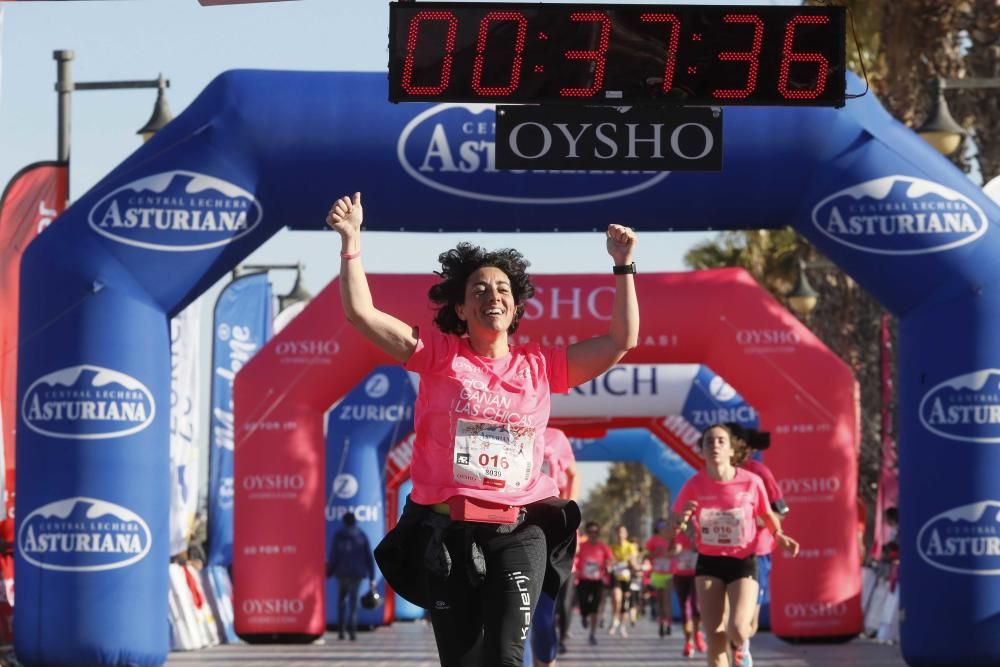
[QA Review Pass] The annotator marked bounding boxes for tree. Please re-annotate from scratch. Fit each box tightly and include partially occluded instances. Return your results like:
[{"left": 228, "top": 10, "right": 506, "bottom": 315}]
[{"left": 684, "top": 232, "right": 887, "bottom": 512}]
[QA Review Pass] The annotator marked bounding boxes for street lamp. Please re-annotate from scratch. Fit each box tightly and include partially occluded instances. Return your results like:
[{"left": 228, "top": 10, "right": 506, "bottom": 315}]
[
  {"left": 54, "top": 49, "right": 172, "bottom": 162},
  {"left": 916, "top": 76, "right": 1000, "bottom": 156},
  {"left": 136, "top": 76, "right": 172, "bottom": 143},
  {"left": 787, "top": 259, "right": 820, "bottom": 317},
  {"left": 235, "top": 263, "right": 313, "bottom": 313},
  {"left": 278, "top": 264, "right": 312, "bottom": 313}
]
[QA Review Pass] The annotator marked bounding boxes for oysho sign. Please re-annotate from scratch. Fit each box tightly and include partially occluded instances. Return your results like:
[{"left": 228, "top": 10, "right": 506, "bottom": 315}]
[
  {"left": 811, "top": 175, "right": 988, "bottom": 255},
  {"left": 22, "top": 365, "right": 155, "bottom": 440},
  {"left": 275, "top": 338, "right": 339, "bottom": 365},
  {"left": 397, "top": 103, "right": 668, "bottom": 205},
  {"left": 18, "top": 497, "right": 152, "bottom": 572},
  {"left": 917, "top": 500, "right": 1000, "bottom": 575},
  {"left": 497, "top": 105, "right": 723, "bottom": 171},
  {"left": 88, "top": 170, "right": 263, "bottom": 251},
  {"left": 779, "top": 476, "right": 842, "bottom": 503},
  {"left": 919, "top": 369, "right": 1000, "bottom": 443}
]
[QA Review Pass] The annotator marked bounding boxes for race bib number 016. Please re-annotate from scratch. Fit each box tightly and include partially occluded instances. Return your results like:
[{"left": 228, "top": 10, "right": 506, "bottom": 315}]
[
  {"left": 699, "top": 507, "right": 744, "bottom": 547},
  {"left": 453, "top": 419, "right": 535, "bottom": 491}
]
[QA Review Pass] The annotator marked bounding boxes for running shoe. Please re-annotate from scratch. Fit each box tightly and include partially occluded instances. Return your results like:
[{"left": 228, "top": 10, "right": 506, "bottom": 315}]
[
  {"left": 558, "top": 643, "right": 568, "bottom": 655},
  {"left": 609, "top": 621, "right": 620, "bottom": 636},
  {"left": 666, "top": 623, "right": 672, "bottom": 635},
  {"left": 733, "top": 644, "right": 752, "bottom": 667},
  {"left": 695, "top": 630, "right": 707, "bottom": 652},
  {"left": 682, "top": 640, "right": 694, "bottom": 658},
  {"left": 658, "top": 621, "right": 665, "bottom": 637},
  {"left": 620, "top": 623, "right": 629, "bottom": 638},
  {"left": 589, "top": 634, "right": 598, "bottom": 646}
]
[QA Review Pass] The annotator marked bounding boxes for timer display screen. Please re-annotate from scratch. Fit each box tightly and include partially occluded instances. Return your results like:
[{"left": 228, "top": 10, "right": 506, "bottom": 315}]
[{"left": 389, "top": 2, "right": 845, "bottom": 106}]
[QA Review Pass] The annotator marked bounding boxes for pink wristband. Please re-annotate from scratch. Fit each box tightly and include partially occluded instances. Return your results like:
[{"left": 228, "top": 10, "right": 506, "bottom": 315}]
[{"left": 340, "top": 250, "right": 361, "bottom": 260}]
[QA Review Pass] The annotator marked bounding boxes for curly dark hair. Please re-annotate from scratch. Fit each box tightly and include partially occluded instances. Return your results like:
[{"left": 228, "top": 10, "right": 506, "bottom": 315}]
[{"left": 428, "top": 242, "right": 534, "bottom": 336}]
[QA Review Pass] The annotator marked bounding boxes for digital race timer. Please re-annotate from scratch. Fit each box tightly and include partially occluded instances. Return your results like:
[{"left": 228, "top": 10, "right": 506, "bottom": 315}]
[{"left": 388, "top": 2, "right": 846, "bottom": 106}]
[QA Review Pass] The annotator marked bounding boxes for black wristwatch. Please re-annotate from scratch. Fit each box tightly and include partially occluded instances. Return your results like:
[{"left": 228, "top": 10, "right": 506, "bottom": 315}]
[{"left": 612, "top": 262, "right": 636, "bottom": 275}]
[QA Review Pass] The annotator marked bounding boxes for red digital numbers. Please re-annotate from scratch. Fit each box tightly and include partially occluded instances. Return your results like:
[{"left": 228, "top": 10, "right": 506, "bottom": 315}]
[
  {"left": 778, "top": 15, "right": 830, "bottom": 99},
  {"left": 713, "top": 13, "right": 764, "bottom": 99},
  {"left": 391, "top": 4, "right": 842, "bottom": 106},
  {"left": 559, "top": 11, "right": 612, "bottom": 98},
  {"left": 640, "top": 13, "right": 681, "bottom": 94},
  {"left": 472, "top": 12, "right": 529, "bottom": 96},
  {"left": 401, "top": 11, "right": 458, "bottom": 96}
]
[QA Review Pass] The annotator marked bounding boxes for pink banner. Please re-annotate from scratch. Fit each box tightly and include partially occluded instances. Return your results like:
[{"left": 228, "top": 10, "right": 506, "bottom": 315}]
[
  {"left": 0, "top": 162, "right": 68, "bottom": 516},
  {"left": 234, "top": 270, "right": 862, "bottom": 639}
]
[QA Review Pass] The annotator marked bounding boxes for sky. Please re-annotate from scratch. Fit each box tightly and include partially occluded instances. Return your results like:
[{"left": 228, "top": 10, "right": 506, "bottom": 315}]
[{"left": 0, "top": 0, "right": 803, "bottom": 502}]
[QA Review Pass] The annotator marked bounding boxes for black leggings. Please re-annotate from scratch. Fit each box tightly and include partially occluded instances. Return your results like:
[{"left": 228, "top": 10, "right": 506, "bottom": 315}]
[
  {"left": 429, "top": 522, "right": 547, "bottom": 667},
  {"left": 555, "top": 578, "right": 574, "bottom": 644}
]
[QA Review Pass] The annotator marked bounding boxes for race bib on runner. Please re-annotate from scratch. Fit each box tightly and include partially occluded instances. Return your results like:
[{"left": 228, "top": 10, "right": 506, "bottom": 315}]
[
  {"left": 453, "top": 418, "right": 535, "bottom": 491},
  {"left": 673, "top": 550, "right": 698, "bottom": 572},
  {"left": 613, "top": 561, "right": 631, "bottom": 580},
  {"left": 582, "top": 561, "right": 602, "bottom": 580},
  {"left": 699, "top": 507, "right": 744, "bottom": 547},
  {"left": 653, "top": 557, "right": 672, "bottom": 572}
]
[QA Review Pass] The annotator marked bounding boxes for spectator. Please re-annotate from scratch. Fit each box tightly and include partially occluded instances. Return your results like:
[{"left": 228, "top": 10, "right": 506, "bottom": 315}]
[{"left": 326, "top": 512, "right": 376, "bottom": 641}]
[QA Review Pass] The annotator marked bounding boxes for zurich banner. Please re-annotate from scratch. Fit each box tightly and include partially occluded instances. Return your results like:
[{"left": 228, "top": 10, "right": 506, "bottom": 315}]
[
  {"left": 325, "top": 366, "right": 415, "bottom": 628},
  {"left": 207, "top": 273, "right": 272, "bottom": 566}
]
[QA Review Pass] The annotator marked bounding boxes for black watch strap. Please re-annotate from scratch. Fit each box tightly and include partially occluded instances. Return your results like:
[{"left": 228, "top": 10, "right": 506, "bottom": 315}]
[{"left": 612, "top": 262, "right": 636, "bottom": 275}]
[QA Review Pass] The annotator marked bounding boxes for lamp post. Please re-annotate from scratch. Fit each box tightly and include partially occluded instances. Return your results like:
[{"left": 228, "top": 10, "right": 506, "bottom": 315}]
[
  {"left": 786, "top": 259, "right": 820, "bottom": 318},
  {"left": 54, "top": 49, "right": 172, "bottom": 164},
  {"left": 236, "top": 262, "right": 313, "bottom": 314},
  {"left": 916, "top": 75, "right": 1000, "bottom": 156}
]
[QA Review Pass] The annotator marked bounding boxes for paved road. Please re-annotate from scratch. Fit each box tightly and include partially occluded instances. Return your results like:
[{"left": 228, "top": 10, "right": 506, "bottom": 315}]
[{"left": 165, "top": 617, "right": 906, "bottom": 667}]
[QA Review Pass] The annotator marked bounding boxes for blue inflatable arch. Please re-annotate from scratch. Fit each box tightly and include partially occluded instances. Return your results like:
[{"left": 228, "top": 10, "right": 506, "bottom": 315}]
[{"left": 16, "top": 70, "right": 1000, "bottom": 666}]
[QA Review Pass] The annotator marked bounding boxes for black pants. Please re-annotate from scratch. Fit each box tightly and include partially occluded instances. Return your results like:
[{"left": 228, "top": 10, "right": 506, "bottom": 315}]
[
  {"left": 555, "top": 578, "right": 574, "bottom": 645},
  {"left": 429, "top": 522, "right": 547, "bottom": 667}
]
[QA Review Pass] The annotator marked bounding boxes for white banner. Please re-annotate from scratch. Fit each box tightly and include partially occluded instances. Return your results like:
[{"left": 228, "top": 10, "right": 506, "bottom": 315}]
[
  {"left": 551, "top": 364, "right": 699, "bottom": 418},
  {"left": 169, "top": 298, "right": 202, "bottom": 557}
]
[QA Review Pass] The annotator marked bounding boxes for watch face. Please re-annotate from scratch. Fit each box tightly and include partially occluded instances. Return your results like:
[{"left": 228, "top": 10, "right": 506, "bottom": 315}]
[{"left": 389, "top": 2, "right": 846, "bottom": 107}]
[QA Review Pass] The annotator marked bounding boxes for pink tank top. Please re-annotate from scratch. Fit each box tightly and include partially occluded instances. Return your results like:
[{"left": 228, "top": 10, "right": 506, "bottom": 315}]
[{"left": 541, "top": 427, "right": 575, "bottom": 495}]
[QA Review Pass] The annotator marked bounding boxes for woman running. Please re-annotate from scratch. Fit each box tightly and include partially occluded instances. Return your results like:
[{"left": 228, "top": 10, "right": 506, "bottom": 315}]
[
  {"left": 672, "top": 424, "right": 799, "bottom": 667},
  {"left": 671, "top": 524, "right": 706, "bottom": 657},
  {"left": 644, "top": 518, "right": 674, "bottom": 638},
  {"left": 729, "top": 425, "right": 789, "bottom": 667},
  {"left": 327, "top": 192, "right": 638, "bottom": 667},
  {"left": 608, "top": 525, "right": 639, "bottom": 637}
]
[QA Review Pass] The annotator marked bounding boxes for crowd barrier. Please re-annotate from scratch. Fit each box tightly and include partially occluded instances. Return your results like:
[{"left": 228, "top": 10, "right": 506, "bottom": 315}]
[
  {"left": 862, "top": 564, "right": 899, "bottom": 644},
  {"left": 168, "top": 564, "right": 239, "bottom": 651}
]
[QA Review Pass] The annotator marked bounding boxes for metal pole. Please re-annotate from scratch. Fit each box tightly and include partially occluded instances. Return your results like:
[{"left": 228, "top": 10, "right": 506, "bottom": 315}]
[{"left": 54, "top": 50, "right": 74, "bottom": 163}]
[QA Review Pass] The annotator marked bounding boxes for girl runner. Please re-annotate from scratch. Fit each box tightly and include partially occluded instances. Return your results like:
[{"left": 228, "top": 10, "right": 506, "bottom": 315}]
[{"left": 672, "top": 424, "right": 799, "bottom": 667}]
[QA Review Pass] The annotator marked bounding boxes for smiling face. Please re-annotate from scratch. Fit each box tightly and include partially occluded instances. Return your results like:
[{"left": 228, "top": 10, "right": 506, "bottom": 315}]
[{"left": 455, "top": 266, "right": 517, "bottom": 337}]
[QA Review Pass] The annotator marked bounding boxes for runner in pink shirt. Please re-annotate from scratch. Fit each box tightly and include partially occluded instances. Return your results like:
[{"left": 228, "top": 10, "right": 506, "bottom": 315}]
[
  {"left": 327, "top": 192, "right": 639, "bottom": 667},
  {"left": 729, "top": 424, "right": 789, "bottom": 667},
  {"left": 541, "top": 427, "right": 579, "bottom": 501},
  {"left": 532, "top": 428, "right": 579, "bottom": 662},
  {"left": 670, "top": 527, "right": 706, "bottom": 657},
  {"left": 643, "top": 519, "right": 674, "bottom": 639},
  {"left": 574, "top": 522, "right": 614, "bottom": 646},
  {"left": 672, "top": 424, "right": 799, "bottom": 667}
]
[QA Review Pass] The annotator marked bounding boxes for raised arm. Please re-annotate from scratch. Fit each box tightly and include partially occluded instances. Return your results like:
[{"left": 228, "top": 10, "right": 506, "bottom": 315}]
[
  {"left": 565, "top": 224, "right": 639, "bottom": 388},
  {"left": 326, "top": 192, "right": 418, "bottom": 363}
]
